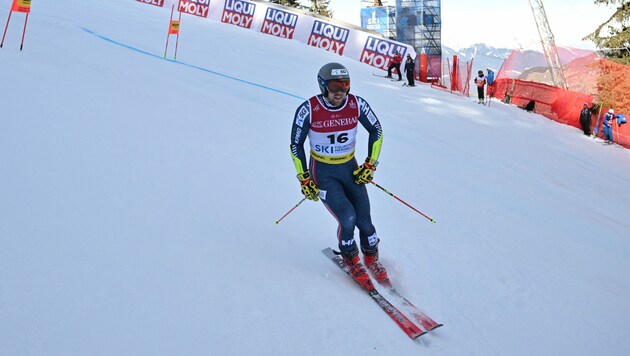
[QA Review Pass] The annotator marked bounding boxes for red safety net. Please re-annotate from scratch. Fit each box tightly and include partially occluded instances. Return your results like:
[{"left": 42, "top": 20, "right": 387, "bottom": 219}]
[
  {"left": 491, "top": 48, "right": 630, "bottom": 149},
  {"left": 433, "top": 56, "right": 473, "bottom": 96}
]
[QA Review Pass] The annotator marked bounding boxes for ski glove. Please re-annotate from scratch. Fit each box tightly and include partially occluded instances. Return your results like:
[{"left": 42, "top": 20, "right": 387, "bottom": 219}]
[
  {"left": 297, "top": 172, "right": 320, "bottom": 201},
  {"left": 353, "top": 157, "right": 378, "bottom": 184}
]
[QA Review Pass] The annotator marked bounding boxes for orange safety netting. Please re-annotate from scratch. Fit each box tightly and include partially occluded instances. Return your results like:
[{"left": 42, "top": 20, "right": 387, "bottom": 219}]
[
  {"left": 491, "top": 48, "right": 630, "bottom": 149},
  {"left": 432, "top": 56, "right": 473, "bottom": 96}
]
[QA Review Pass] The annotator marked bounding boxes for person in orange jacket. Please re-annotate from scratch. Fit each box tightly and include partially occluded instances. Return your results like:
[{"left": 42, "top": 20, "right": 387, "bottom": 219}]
[{"left": 387, "top": 51, "right": 403, "bottom": 81}]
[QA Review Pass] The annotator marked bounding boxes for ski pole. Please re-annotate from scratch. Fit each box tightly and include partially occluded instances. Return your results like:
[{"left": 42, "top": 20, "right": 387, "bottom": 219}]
[
  {"left": 370, "top": 181, "right": 436, "bottom": 223},
  {"left": 275, "top": 197, "right": 307, "bottom": 224}
]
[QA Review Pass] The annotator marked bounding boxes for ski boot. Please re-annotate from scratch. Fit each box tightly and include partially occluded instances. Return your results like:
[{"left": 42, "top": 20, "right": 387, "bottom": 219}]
[
  {"left": 340, "top": 247, "right": 373, "bottom": 290},
  {"left": 362, "top": 245, "right": 391, "bottom": 287}
]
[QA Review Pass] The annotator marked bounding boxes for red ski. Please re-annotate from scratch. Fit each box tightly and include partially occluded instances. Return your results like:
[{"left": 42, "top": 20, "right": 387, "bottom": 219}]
[
  {"left": 370, "top": 269, "right": 443, "bottom": 332},
  {"left": 387, "top": 286, "right": 443, "bottom": 332},
  {"left": 322, "top": 248, "right": 425, "bottom": 340}
]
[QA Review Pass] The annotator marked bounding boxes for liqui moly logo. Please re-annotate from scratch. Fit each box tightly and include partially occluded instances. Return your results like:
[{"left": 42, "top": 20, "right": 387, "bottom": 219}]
[
  {"left": 360, "top": 36, "right": 407, "bottom": 70},
  {"left": 222, "top": 0, "right": 256, "bottom": 29},
  {"left": 308, "top": 21, "right": 349, "bottom": 55},
  {"left": 261, "top": 8, "right": 298, "bottom": 39},
  {"left": 136, "top": 0, "right": 164, "bottom": 7},
  {"left": 178, "top": 0, "right": 209, "bottom": 18}
]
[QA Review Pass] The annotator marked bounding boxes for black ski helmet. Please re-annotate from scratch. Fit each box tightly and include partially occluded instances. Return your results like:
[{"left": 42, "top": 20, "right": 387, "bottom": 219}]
[{"left": 317, "top": 62, "right": 350, "bottom": 96}]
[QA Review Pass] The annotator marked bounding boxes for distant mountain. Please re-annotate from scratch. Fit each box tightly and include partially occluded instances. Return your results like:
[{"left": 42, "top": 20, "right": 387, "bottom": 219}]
[
  {"left": 442, "top": 43, "right": 513, "bottom": 73},
  {"left": 441, "top": 43, "right": 599, "bottom": 93}
]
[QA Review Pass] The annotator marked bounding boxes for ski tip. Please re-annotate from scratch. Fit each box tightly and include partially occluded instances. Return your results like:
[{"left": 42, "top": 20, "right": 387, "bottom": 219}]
[
  {"left": 321, "top": 247, "right": 336, "bottom": 258},
  {"left": 412, "top": 330, "right": 428, "bottom": 340},
  {"left": 428, "top": 323, "right": 444, "bottom": 332}
]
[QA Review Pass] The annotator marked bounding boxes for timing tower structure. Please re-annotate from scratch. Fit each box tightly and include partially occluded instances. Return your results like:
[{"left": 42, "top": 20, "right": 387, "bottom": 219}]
[{"left": 360, "top": 0, "right": 442, "bottom": 80}]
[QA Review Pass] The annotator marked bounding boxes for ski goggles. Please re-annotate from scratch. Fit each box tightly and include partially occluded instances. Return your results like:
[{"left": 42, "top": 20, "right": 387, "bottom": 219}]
[{"left": 327, "top": 79, "right": 350, "bottom": 93}]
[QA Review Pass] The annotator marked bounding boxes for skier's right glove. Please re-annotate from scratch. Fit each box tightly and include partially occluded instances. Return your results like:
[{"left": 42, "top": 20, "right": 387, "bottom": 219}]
[
  {"left": 297, "top": 172, "right": 320, "bottom": 201},
  {"left": 353, "top": 157, "right": 378, "bottom": 184}
]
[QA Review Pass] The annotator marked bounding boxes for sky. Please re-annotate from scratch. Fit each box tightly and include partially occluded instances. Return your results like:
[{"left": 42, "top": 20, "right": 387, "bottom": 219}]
[
  {"left": 2, "top": 0, "right": 630, "bottom": 355},
  {"left": 325, "top": 0, "right": 614, "bottom": 50}
]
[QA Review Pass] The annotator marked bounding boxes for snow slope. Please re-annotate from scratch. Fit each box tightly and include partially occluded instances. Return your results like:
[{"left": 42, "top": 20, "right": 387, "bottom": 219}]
[{"left": 1, "top": 1, "right": 630, "bottom": 355}]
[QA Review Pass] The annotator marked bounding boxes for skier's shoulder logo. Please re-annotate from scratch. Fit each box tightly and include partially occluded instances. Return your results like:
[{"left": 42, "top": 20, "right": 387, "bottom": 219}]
[
  {"left": 296, "top": 105, "right": 309, "bottom": 127},
  {"left": 349, "top": 99, "right": 357, "bottom": 110}
]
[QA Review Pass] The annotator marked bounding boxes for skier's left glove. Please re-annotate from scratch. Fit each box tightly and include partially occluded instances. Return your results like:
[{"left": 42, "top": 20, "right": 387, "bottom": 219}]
[
  {"left": 297, "top": 172, "right": 320, "bottom": 201},
  {"left": 353, "top": 157, "right": 378, "bottom": 184}
]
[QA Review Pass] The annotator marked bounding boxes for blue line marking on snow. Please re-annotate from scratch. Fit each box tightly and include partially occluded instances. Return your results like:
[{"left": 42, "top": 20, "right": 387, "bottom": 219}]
[{"left": 81, "top": 27, "right": 306, "bottom": 101}]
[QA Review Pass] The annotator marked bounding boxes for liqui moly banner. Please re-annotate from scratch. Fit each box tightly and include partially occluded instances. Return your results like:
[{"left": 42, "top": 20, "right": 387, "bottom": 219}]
[
  {"left": 178, "top": 0, "right": 209, "bottom": 18},
  {"left": 308, "top": 20, "right": 349, "bottom": 56},
  {"left": 148, "top": 1, "right": 415, "bottom": 70},
  {"left": 360, "top": 36, "right": 408, "bottom": 70},
  {"left": 221, "top": 0, "right": 255, "bottom": 29},
  {"left": 136, "top": 0, "right": 164, "bottom": 7},
  {"left": 261, "top": 7, "right": 297, "bottom": 39}
]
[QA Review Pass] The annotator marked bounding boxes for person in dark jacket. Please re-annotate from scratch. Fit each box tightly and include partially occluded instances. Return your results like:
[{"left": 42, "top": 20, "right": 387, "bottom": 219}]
[
  {"left": 474, "top": 70, "right": 487, "bottom": 104},
  {"left": 579, "top": 103, "right": 592, "bottom": 136},
  {"left": 387, "top": 51, "right": 403, "bottom": 81},
  {"left": 403, "top": 54, "right": 415, "bottom": 87}
]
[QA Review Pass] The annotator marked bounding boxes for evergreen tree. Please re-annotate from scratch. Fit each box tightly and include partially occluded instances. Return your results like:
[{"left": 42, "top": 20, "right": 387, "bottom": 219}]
[
  {"left": 309, "top": 0, "right": 334, "bottom": 18},
  {"left": 267, "top": 0, "right": 304, "bottom": 9},
  {"left": 583, "top": 0, "right": 630, "bottom": 65}
]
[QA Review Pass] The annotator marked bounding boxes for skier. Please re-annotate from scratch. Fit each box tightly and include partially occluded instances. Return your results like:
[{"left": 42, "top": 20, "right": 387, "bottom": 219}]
[
  {"left": 289, "top": 62, "right": 388, "bottom": 284},
  {"left": 579, "top": 103, "right": 592, "bottom": 136},
  {"left": 474, "top": 70, "right": 487, "bottom": 104},
  {"left": 404, "top": 54, "right": 415, "bottom": 87},
  {"left": 603, "top": 108, "right": 615, "bottom": 143},
  {"left": 387, "top": 51, "right": 403, "bottom": 81}
]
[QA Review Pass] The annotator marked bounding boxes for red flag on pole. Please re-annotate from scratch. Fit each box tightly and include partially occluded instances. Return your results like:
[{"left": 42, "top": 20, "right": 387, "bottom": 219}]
[
  {"left": 169, "top": 20, "right": 180, "bottom": 35},
  {"left": 2, "top": 0, "right": 31, "bottom": 49},
  {"left": 11, "top": 0, "right": 31, "bottom": 13}
]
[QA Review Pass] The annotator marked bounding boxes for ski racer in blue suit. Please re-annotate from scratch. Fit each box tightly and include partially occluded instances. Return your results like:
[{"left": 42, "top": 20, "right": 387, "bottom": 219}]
[{"left": 289, "top": 62, "right": 388, "bottom": 283}]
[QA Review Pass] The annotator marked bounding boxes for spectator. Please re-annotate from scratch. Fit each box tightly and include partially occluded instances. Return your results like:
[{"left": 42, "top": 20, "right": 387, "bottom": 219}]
[
  {"left": 403, "top": 54, "right": 415, "bottom": 87},
  {"left": 603, "top": 108, "right": 615, "bottom": 143},
  {"left": 486, "top": 68, "right": 495, "bottom": 85},
  {"left": 387, "top": 51, "right": 403, "bottom": 81},
  {"left": 579, "top": 102, "right": 592, "bottom": 136},
  {"left": 474, "top": 70, "right": 487, "bottom": 104}
]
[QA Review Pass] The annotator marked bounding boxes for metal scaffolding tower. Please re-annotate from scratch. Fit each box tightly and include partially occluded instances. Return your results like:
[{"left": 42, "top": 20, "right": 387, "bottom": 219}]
[
  {"left": 360, "top": 0, "right": 442, "bottom": 78},
  {"left": 528, "top": 0, "right": 568, "bottom": 89}
]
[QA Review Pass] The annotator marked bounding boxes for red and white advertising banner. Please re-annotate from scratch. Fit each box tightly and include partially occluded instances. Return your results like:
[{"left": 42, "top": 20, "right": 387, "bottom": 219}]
[
  {"left": 135, "top": 0, "right": 164, "bottom": 7},
  {"left": 261, "top": 7, "right": 297, "bottom": 40},
  {"left": 307, "top": 20, "right": 349, "bottom": 56},
  {"left": 151, "top": 0, "right": 416, "bottom": 70},
  {"left": 178, "top": 0, "right": 209, "bottom": 18},
  {"left": 360, "top": 36, "right": 411, "bottom": 71},
  {"left": 11, "top": 0, "right": 31, "bottom": 13},
  {"left": 221, "top": 0, "right": 255, "bottom": 29}
]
